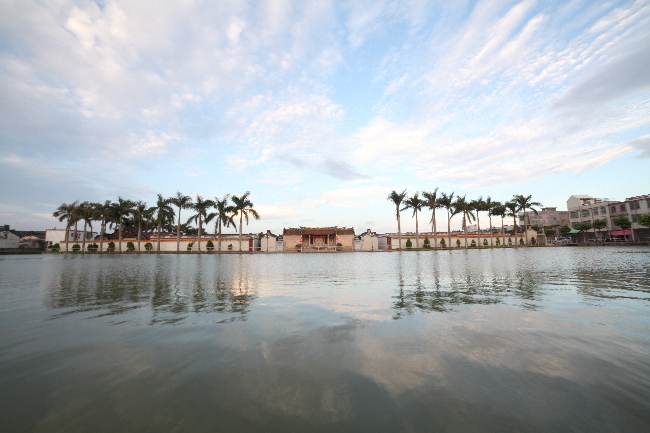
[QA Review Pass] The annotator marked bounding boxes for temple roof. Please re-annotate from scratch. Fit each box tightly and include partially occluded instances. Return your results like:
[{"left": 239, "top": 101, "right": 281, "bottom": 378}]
[{"left": 284, "top": 226, "right": 355, "bottom": 236}]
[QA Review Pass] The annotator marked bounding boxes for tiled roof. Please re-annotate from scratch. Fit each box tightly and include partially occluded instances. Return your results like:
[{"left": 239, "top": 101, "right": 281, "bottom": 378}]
[{"left": 284, "top": 227, "right": 355, "bottom": 236}]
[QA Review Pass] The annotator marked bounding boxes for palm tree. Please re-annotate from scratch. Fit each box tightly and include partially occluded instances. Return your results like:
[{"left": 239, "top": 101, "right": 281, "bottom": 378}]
[
  {"left": 132, "top": 201, "right": 151, "bottom": 251},
  {"left": 231, "top": 191, "right": 260, "bottom": 251},
  {"left": 77, "top": 201, "right": 96, "bottom": 252},
  {"left": 512, "top": 195, "right": 542, "bottom": 245},
  {"left": 422, "top": 189, "right": 440, "bottom": 249},
  {"left": 484, "top": 196, "right": 496, "bottom": 246},
  {"left": 186, "top": 195, "right": 215, "bottom": 252},
  {"left": 387, "top": 190, "right": 407, "bottom": 250},
  {"left": 491, "top": 202, "right": 507, "bottom": 246},
  {"left": 149, "top": 194, "right": 175, "bottom": 251},
  {"left": 93, "top": 200, "right": 114, "bottom": 252},
  {"left": 402, "top": 193, "right": 425, "bottom": 248},
  {"left": 505, "top": 201, "right": 519, "bottom": 246},
  {"left": 212, "top": 195, "right": 235, "bottom": 252},
  {"left": 52, "top": 201, "right": 80, "bottom": 252},
  {"left": 438, "top": 192, "right": 456, "bottom": 248},
  {"left": 453, "top": 195, "right": 475, "bottom": 247},
  {"left": 112, "top": 197, "right": 135, "bottom": 252},
  {"left": 470, "top": 196, "right": 487, "bottom": 247},
  {"left": 170, "top": 192, "right": 193, "bottom": 252}
]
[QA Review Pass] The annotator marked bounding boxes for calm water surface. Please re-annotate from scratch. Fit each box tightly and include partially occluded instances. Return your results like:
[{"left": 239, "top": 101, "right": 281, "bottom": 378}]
[{"left": 1, "top": 247, "right": 649, "bottom": 432}]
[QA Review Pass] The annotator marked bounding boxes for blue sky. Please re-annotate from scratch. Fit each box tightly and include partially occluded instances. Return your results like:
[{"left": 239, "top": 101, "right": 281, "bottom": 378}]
[{"left": 1, "top": 0, "right": 649, "bottom": 234}]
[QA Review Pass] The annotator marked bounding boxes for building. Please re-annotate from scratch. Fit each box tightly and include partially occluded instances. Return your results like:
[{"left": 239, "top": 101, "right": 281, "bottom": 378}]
[
  {"left": 0, "top": 225, "right": 21, "bottom": 249},
  {"left": 356, "top": 229, "right": 379, "bottom": 251},
  {"left": 283, "top": 227, "right": 355, "bottom": 252},
  {"left": 567, "top": 195, "right": 618, "bottom": 239},
  {"left": 608, "top": 194, "right": 650, "bottom": 241},
  {"left": 260, "top": 231, "right": 283, "bottom": 252},
  {"left": 518, "top": 207, "right": 569, "bottom": 229},
  {"left": 45, "top": 228, "right": 98, "bottom": 247}
]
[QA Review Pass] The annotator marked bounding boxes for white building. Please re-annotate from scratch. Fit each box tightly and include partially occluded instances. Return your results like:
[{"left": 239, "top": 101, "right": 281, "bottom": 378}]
[{"left": 0, "top": 225, "right": 20, "bottom": 249}]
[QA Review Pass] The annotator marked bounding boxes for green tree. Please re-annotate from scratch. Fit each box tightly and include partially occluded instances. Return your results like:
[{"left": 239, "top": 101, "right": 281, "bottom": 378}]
[
  {"left": 470, "top": 196, "right": 487, "bottom": 246},
  {"left": 77, "top": 201, "right": 96, "bottom": 253},
  {"left": 149, "top": 194, "right": 175, "bottom": 251},
  {"left": 484, "top": 196, "right": 496, "bottom": 247},
  {"left": 613, "top": 215, "right": 632, "bottom": 241},
  {"left": 559, "top": 224, "right": 571, "bottom": 237},
  {"left": 126, "top": 241, "right": 135, "bottom": 252},
  {"left": 111, "top": 197, "right": 135, "bottom": 252},
  {"left": 206, "top": 240, "right": 214, "bottom": 251},
  {"left": 490, "top": 202, "right": 507, "bottom": 247},
  {"left": 512, "top": 195, "right": 542, "bottom": 245},
  {"left": 387, "top": 190, "right": 407, "bottom": 250},
  {"left": 453, "top": 195, "right": 475, "bottom": 248},
  {"left": 505, "top": 201, "right": 519, "bottom": 246},
  {"left": 144, "top": 242, "right": 153, "bottom": 251},
  {"left": 170, "top": 192, "right": 193, "bottom": 252},
  {"left": 438, "top": 192, "right": 457, "bottom": 250},
  {"left": 132, "top": 201, "right": 151, "bottom": 252},
  {"left": 639, "top": 213, "right": 650, "bottom": 228},
  {"left": 405, "top": 238, "right": 412, "bottom": 248},
  {"left": 187, "top": 195, "right": 215, "bottom": 252},
  {"left": 423, "top": 237, "right": 431, "bottom": 249},
  {"left": 93, "top": 200, "right": 114, "bottom": 252},
  {"left": 231, "top": 191, "right": 260, "bottom": 252},
  {"left": 592, "top": 219, "right": 607, "bottom": 240},
  {"left": 52, "top": 201, "right": 80, "bottom": 252},
  {"left": 402, "top": 192, "right": 425, "bottom": 248},
  {"left": 212, "top": 195, "right": 235, "bottom": 252},
  {"left": 422, "top": 189, "right": 440, "bottom": 249},
  {"left": 575, "top": 222, "right": 592, "bottom": 242}
]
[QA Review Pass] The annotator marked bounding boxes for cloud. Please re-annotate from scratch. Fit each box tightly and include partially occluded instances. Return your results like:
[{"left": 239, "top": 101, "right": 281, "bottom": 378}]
[
  {"left": 319, "top": 158, "right": 370, "bottom": 181},
  {"left": 627, "top": 134, "right": 650, "bottom": 159},
  {"left": 254, "top": 204, "right": 302, "bottom": 219}
]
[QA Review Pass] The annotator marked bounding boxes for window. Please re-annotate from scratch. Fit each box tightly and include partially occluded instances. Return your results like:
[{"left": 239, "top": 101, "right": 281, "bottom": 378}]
[
  {"left": 632, "top": 214, "right": 640, "bottom": 222},
  {"left": 570, "top": 211, "right": 578, "bottom": 219},
  {"left": 647, "top": 199, "right": 650, "bottom": 208},
  {"left": 600, "top": 206, "right": 606, "bottom": 214},
  {"left": 571, "top": 222, "right": 578, "bottom": 228},
  {"left": 593, "top": 208, "right": 598, "bottom": 215},
  {"left": 621, "top": 204, "right": 626, "bottom": 212},
  {"left": 581, "top": 210, "right": 590, "bottom": 218},
  {"left": 631, "top": 201, "right": 640, "bottom": 210},
  {"left": 611, "top": 206, "right": 617, "bottom": 214}
]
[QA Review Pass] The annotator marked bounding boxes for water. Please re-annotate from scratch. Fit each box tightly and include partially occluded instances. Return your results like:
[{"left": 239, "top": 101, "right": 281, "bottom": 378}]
[{"left": 1, "top": 247, "right": 649, "bottom": 432}]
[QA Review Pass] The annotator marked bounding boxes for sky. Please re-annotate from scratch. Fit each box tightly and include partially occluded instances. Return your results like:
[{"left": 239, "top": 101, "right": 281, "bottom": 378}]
[{"left": 1, "top": 0, "right": 649, "bottom": 235}]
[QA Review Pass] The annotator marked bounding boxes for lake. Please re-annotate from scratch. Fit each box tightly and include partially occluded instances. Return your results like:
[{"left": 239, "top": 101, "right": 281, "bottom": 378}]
[{"left": 1, "top": 247, "right": 649, "bottom": 432}]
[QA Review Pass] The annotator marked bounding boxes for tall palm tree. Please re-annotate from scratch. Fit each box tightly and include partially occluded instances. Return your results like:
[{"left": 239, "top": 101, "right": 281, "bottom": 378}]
[
  {"left": 505, "top": 201, "right": 519, "bottom": 246},
  {"left": 402, "top": 193, "right": 425, "bottom": 248},
  {"left": 512, "top": 195, "right": 542, "bottom": 245},
  {"left": 422, "top": 188, "right": 440, "bottom": 249},
  {"left": 112, "top": 197, "right": 135, "bottom": 252},
  {"left": 186, "top": 195, "right": 215, "bottom": 252},
  {"left": 212, "top": 195, "right": 235, "bottom": 252},
  {"left": 132, "top": 201, "right": 151, "bottom": 251},
  {"left": 149, "top": 194, "right": 175, "bottom": 251},
  {"left": 387, "top": 190, "right": 407, "bottom": 250},
  {"left": 470, "top": 196, "right": 487, "bottom": 247},
  {"left": 485, "top": 196, "right": 496, "bottom": 246},
  {"left": 491, "top": 202, "right": 507, "bottom": 247},
  {"left": 170, "top": 192, "right": 193, "bottom": 252},
  {"left": 453, "top": 195, "right": 475, "bottom": 247},
  {"left": 231, "top": 191, "right": 260, "bottom": 251},
  {"left": 52, "top": 201, "right": 80, "bottom": 252},
  {"left": 93, "top": 200, "right": 114, "bottom": 252},
  {"left": 438, "top": 192, "right": 456, "bottom": 248},
  {"left": 77, "top": 201, "right": 96, "bottom": 252}
]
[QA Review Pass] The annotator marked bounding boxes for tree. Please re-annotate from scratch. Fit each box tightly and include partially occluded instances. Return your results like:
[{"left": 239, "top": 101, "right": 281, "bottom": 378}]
[
  {"left": 560, "top": 225, "right": 571, "bottom": 237},
  {"left": 639, "top": 213, "right": 650, "bottom": 228},
  {"left": 505, "top": 201, "right": 519, "bottom": 246},
  {"left": 387, "top": 190, "right": 407, "bottom": 250},
  {"left": 490, "top": 202, "right": 506, "bottom": 247},
  {"left": 422, "top": 189, "right": 440, "bottom": 249},
  {"left": 212, "top": 195, "right": 235, "bottom": 252},
  {"left": 402, "top": 192, "right": 425, "bottom": 248},
  {"left": 132, "top": 201, "right": 151, "bottom": 251},
  {"left": 187, "top": 195, "right": 215, "bottom": 252},
  {"left": 453, "top": 195, "right": 474, "bottom": 248},
  {"left": 592, "top": 219, "right": 607, "bottom": 239},
  {"left": 470, "top": 196, "right": 487, "bottom": 247},
  {"left": 485, "top": 196, "right": 496, "bottom": 247},
  {"left": 77, "top": 201, "right": 95, "bottom": 253},
  {"left": 575, "top": 222, "right": 592, "bottom": 243},
  {"left": 613, "top": 215, "right": 632, "bottom": 241},
  {"left": 231, "top": 191, "right": 260, "bottom": 251},
  {"left": 52, "top": 201, "right": 80, "bottom": 252},
  {"left": 170, "top": 192, "right": 193, "bottom": 252},
  {"left": 512, "top": 195, "right": 542, "bottom": 245},
  {"left": 149, "top": 194, "right": 175, "bottom": 251},
  {"left": 111, "top": 197, "right": 135, "bottom": 252},
  {"left": 438, "top": 192, "right": 456, "bottom": 250},
  {"left": 93, "top": 200, "right": 114, "bottom": 252}
]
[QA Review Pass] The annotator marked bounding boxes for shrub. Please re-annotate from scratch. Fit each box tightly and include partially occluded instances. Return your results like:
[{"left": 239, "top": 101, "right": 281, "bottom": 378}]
[
  {"left": 72, "top": 244, "right": 80, "bottom": 252},
  {"left": 406, "top": 239, "right": 412, "bottom": 248},
  {"left": 144, "top": 242, "right": 153, "bottom": 251},
  {"left": 508, "top": 238, "right": 512, "bottom": 245},
  {"left": 471, "top": 240, "right": 476, "bottom": 247},
  {"left": 531, "top": 237, "right": 537, "bottom": 245},
  {"left": 456, "top": 239, "right": 461, "bottom": 248},
  {"left": 496, "top": 238, "right": 501, "bottom": 246},
  {"left": 107, "top": 242, "right": 115, "bottom": 252},
  {"left": 519, "top": 238, "right": 525, "bottom": 245},
  {"left": 228, "top": 244, "right": 233, "bottom": 251},
  {"left": 126, "top": 241, "right": 135, "bottom": 252},
  {"left": 48, "top": 243, "right": 60, "bottom": 252},
  {"left": 87, "top": 243, "right": 98, "bottom": 252},
  {"left": 423, "top": 238, "right": 431, "bottom": 249},
  {"left": 187, "top": 241, "right": 194, "bottom": 251},
  {"left": 206, "top": 240, "right": 214, "bottom": 251},
  {"left": 295, "top": 244, "right": 302, "bottom": 249},
  {"left": 440, "top": 239, "right": 446, "bottom": 248},
  {"left": 483, "top": 239, "right": 488, "bottom": 246}
]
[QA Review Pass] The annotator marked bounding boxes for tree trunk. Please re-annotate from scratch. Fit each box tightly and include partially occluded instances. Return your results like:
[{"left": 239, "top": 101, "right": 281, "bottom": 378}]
[
  {"left": 65, "top": 224, "right": 70, "bottom": 252},
  {"left": 239, "top": 214, "right": 243, "bottom": 251},
  {"left": 476, "top": 214, "right": 481, "bottom": 247},
  {"left": 513, "top": 215, "right": 518, "bottom": 246},
  {"left": 176, "top": 211, "right": 181, "bottom": 252},
  {"left": 397, "top": 208, "right": 402, "bottom": 250},
  {"left": 218, "top": 220, "right": 222, "bottom": 252},
  {"left": 157, "top": 221, "right": 162, "bottom": 251},
  {"left": 447, "top": 209, "right": 452, "bottom": 249},
  {"left": 138, "top": 222, "right": 142, "bottom": 251},
  {"left": 463, "top": 214, "right": 468, "bottom": 247},
  {"left": 198, "top": 218, "right": 202, "bottom": 252},
  {"left": 82, "top": 221, "right": 87, "bottom": 252},
  {"left": 489, "top": 214, "right": 494, "bottom": 247},
  {"left": 118, "top": 218, "right": 123, "bottom": 252},
  {"left": 415, "top": 212, "right": 419, "bottom": 248},
  {"left": 432, "top": 211, "right": 438, "bottom": 249},
  {"left": 523, "top": 210, "right": 528, "bottom": 245},
  {"left": 100, "top": 221, "right": 105, "bottom": 252},
  {"left": 73, "top": 221, "right": 78, "bottom": 247},
  {"left": 501, "top": 218, "right": 505, "bottom": 247}
]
